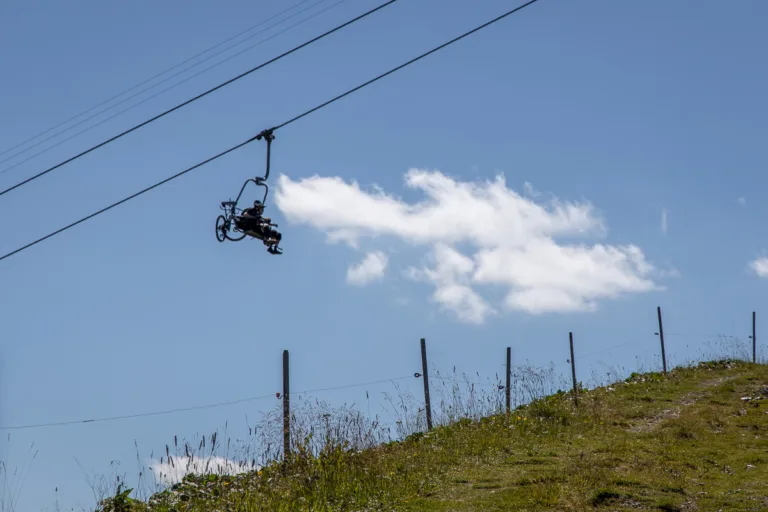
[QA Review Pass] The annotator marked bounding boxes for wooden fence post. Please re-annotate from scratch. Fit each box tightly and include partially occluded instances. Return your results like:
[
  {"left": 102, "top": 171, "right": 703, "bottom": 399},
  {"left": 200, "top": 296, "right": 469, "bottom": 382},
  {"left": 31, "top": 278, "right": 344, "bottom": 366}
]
[
  {"left": 656, "top": 306, "right": 668, "bottom": 374},
  {"left": 282, "top": 349, "right": 290, "bottom": 460},
  {"left": 505, "top": 346, "right": 511, "bottom": 414},
  {"left": 569, "top": 332, "right": 578, "bottom": 407},
  {"left": 753, "top": 311, "right": 757, "bottom": 363},
  {"left": 420, "top": 338, "right": 433, "bottom": 430}
]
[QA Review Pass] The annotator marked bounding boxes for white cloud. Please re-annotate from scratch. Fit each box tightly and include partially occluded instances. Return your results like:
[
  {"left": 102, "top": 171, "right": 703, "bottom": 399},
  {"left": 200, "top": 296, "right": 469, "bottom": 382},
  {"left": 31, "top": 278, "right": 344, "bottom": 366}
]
[
  {"left": 406, "top": 244, "right": 495, "bottom": 323},
  {"left": 275, "top": 169, "right": 662, "bottom": 322},
  {"left": 658, "top": 265, "right": 681, "bottom": 279},
  {"left": 661, "top": 208, "right": 668, "bottom": 235},
  {"left": 750, "top": 257, "right": 768, "bottom": 278},
  {"left": 346, "top": 251, "right": 388, "bottom": 285},
  {"left": 523, "top": 181, "right": 541, "bottom": 198},
  {"left": 737, "top": 197, "right": 746, "bottom": 206},
  {"left": 149, "top": 456, "right": 249, "bottom": 486}
]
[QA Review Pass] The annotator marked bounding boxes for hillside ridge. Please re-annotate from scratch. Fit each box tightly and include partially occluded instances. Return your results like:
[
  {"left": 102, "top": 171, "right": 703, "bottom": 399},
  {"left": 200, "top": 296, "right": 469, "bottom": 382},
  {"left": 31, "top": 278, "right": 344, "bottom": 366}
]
[{"left": 99, "top": 360, "right": 768, "bottom": 511}]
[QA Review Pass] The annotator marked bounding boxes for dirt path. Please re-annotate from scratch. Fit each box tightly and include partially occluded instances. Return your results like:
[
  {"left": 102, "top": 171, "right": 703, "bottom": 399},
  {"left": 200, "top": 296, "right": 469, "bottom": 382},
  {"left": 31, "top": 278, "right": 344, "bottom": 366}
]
[{"left": 628, "top": 375, "right": 739, "bottom": 433}]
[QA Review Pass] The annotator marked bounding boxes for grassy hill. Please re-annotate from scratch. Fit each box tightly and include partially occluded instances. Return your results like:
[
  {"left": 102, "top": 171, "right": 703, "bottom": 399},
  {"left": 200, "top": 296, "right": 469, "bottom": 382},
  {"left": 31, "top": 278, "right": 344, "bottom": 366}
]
[{"left": 99, "top": 359, "right": 768, "bottom": 511}]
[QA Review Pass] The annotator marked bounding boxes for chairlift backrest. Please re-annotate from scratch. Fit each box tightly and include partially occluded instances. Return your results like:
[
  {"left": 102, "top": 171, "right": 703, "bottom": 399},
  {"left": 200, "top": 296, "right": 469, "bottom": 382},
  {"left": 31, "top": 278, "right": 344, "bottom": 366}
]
[{"left": 233, "top": 177, "right": 269, "bottom": 209}]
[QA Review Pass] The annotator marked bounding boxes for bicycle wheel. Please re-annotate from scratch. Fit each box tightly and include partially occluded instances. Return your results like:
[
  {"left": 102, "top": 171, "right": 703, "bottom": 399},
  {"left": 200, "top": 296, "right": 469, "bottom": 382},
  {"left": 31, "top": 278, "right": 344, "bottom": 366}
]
[
  {"left": 215, "top": 215, "right": 227, "bottom": 242},
  {"left": 226, "top": 229, "right": 247, "bottom": 242}
]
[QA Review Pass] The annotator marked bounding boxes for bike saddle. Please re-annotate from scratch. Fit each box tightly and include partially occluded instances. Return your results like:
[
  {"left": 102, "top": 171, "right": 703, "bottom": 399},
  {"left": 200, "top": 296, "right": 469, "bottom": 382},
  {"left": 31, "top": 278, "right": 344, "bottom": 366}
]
[{"left": 221, "top": 201, "right": 236, "bottom": 207}]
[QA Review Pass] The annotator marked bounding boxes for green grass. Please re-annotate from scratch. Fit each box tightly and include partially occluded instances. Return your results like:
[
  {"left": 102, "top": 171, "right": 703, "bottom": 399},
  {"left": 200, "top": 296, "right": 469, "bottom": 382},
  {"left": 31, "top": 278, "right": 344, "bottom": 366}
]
[{"left": 99, "top": 359, "right": 768, "bottom": 511}]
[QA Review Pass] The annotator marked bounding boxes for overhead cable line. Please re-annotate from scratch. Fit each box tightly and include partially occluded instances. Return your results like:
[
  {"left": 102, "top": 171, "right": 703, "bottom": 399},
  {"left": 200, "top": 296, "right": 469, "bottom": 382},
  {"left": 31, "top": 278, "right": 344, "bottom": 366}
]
[
  {"left": 0, "top": 0, "right": 322, "bottom": 160},
  {"left": 0, "top": 0, "right": 542, "bottom": 263},
  {"left": 0, "top": 0, "right": 346, "bottom": 173},
  {"left": 0, "top": 376, "right": 413, "bottom": 431},
  {"left": 0, "top": 135, "right": 259, "bottom": 263},
  {"left": 270, "top": 0, "right": 541, "bottom": 131},
  {"left": 0, "top": 0, "right": 401, "bottom": 199}
]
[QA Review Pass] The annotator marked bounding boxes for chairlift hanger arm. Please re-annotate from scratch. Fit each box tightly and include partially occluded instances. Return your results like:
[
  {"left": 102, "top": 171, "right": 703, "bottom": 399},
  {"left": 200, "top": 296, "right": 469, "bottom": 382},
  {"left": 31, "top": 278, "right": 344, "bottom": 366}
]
[
  {"left": 228, "top": 128, "right": 274, "bottom": 208},
  {"left": 254, "top": 128, "right": 275, "bottom": 182}
]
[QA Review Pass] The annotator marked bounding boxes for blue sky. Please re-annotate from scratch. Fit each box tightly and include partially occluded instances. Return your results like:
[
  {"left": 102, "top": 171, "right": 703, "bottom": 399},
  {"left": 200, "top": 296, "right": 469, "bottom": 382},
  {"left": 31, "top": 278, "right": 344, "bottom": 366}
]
[{"left": 1, "top": 0, "right": 767, "bottom": 509}]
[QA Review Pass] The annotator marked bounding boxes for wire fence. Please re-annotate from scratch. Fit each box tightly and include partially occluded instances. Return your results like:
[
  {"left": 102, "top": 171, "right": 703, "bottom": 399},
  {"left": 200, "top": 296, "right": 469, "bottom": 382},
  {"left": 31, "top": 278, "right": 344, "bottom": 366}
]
[
  {"left": 1, "top": 307, "right": 759, "bottom": 434},
  {"left": 0, "top": 305, "right": 762, "bottom": 508}
]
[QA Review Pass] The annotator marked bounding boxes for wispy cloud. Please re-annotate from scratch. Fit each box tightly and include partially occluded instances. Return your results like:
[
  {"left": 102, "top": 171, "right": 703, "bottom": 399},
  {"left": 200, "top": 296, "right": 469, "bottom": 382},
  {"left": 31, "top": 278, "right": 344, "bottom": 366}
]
[
  {"left": 737, "top": 197, "right": 746, "bottom": 207},
  {"left": 523, "top": 181, "right": 541, "bottom": 198},
  {"left": 750, "top": 257, "right": 768, "bottom": 278},
  {"left": 406, "top": 244, "right": 496, "bottom": 324},
  {"left": 346, "top": 251, "right": 388, "bottom": 285},
  {"left": 661, "top": 208, "right": 668, "bottom": 235}
]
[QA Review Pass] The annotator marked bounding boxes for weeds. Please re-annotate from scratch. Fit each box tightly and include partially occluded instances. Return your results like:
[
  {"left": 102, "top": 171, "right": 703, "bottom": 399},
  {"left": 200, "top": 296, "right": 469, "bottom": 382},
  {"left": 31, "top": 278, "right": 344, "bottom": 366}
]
[
  {"left": 0, "top": 435, "right": 37, "bottom": 512},
  {"left": 65, "top": 344, "right": 768, "bottom": 510}
]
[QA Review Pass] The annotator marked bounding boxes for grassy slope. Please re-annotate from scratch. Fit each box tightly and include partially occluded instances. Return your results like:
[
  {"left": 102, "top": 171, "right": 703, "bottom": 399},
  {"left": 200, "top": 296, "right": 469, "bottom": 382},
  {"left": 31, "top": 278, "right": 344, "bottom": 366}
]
[{"left": 105, "top": 360, "right": 768, "bottom": 511}]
